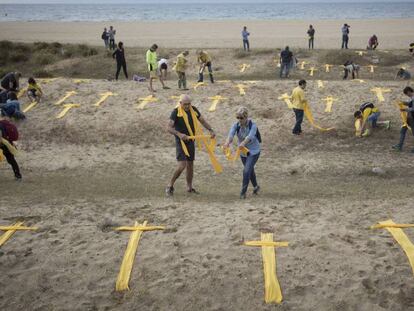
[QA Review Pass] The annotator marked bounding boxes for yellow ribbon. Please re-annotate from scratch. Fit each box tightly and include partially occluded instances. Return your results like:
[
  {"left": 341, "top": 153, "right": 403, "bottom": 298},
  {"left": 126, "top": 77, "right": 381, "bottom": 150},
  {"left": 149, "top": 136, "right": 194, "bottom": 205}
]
[
  {"left": 115, "top": 225, "right": 165, "bottom": 232},
  {"left": 304, "top": 102, "right": 335, "bottom": 131},
  {"left": 355, "top": 119, "right": 362, "bottom": 137},
  {"left": 137, "top": 95, "right": 158, "bottom": 110},
  {"left": 1, "top": 138, "right": 17, "bottom": 156},
  {"left": 317, "top": 80, "right": 324, "bottom": 88},
  {"left": 17, "top": 87, "right": 27, "bottom": 99},
  {"left": 221, "top": 146, "right": 249, "bottom": 161},
  {"left": 0, "top": 221, "right": 37, "bottom": 248},
  {"left": 371, "top": 87, "right": 391, "bottom": 102},
  {"left": 239, "top": 63, "right": 251, "bottom": 73},
  {"left": 373, "top": 220, "right": 414, "bottom": 275},
  {"left": 55, "top": 91, "right": 77, "bottom": 106},
  {"left": 366, "top": 65, "right": 377, "bottom": 73},
  {"left": 299, "top": 61, "right": 308, "bottom": 70},
  {"left": 244, "top": 233, "right": 288, "bottom": 304},
  {"left": 356, "top": 50, "right": 367, "bottom": 56},
  {"left": 23, "top": 101, "right": 38, "bottom": 113},
  {"left": 193, "top": 82, "right": 208, "bottom": 90},
  {"left": 353, "top": 79, "right": 366, "bottom": 83},
  {"left": 208, "top": 95, "right": 227, "bottom": 112},
  {"left": 395, "top": 101, "right": 412, "bottom": 131},
  {"left": 56, "top": 103, "right": 80, "bottom": 119},
  {"left": 73, "top": 79, "right": 91, "bottom": 84},
  {"left": 324, "top": 64, "right": 333, "bottom": 73},
  {"left": 94, "top": 92, "right": 117, "bottom": 107},
  {"left": 322, "top": 96, "right": 338, "bottom": 113},
  {"left": 236, "top": 84, "right": 248, "bottom": 96},
  {"left": 278, "top": 93, "right": 293, "bottom": 109},
  {"left": 308, "top": 67, "right": 317, "bottom": 76},
  {"left": 0, "top": 149, "right": 4, "bottom": 162}
]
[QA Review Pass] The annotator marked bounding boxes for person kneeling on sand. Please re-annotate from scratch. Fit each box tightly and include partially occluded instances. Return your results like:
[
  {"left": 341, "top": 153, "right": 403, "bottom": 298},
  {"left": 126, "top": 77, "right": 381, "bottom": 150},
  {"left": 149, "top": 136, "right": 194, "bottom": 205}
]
[
  {"left": 223, "top": 106, "right": 261, "bottom": 199},
  {"left": 0, "top": 114, "right": 21, "bottom": 179},
  {"left": 343, "top": 61, "right": 360, "bottom": 80},
  {"left": 354, "top": 102, "right": 390, "bottom": 137},
  {"left": 166, "top": 94, "right": 216, "bottom": 196},
  {"left": 392, "top": 86, "right": 414, "bottom": 152},
  {"left": 175, "top": 51, "right": 189, "bottom": 90},
  {"left": 367, "top": 35, "right": 378, "bottom": 50},
  {"left": 396, "top": 68, "right": 411, "bottom": 81},
  {"left": 0, "top": 92, "right": 25, "bottom": 120},
  {"left": 27, "top": 77, "right": 43, "bottom": 103},
  {"left": 146, "top": 44, "right": 169, "bottom": 94},
  {"left": 291, "top": 80, "right": 307, "bottom": 135},
  {"left": 197, "top": 50, "right": 214, "bottom": 83}
]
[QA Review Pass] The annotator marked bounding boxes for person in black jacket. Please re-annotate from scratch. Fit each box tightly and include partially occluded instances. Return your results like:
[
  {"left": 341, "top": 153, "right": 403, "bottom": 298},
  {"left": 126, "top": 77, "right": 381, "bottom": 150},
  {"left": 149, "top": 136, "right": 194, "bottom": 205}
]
[{"left": 112, "top": 42, "right": 128, "bottom": 81}]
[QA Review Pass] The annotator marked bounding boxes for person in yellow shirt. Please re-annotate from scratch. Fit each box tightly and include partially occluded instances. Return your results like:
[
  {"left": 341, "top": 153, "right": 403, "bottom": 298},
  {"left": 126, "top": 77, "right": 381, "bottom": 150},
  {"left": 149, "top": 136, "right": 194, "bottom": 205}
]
[
  {"left": 146, "top": 44, "right": 169, "bottom": 94},
  {"left": 354, "top": 102, "right": 390, "bottom": 137},
  {"left": 175, "top": 51, "right": 189, "bottom": 90},
  {"left": 197, "top": 50, "right": 214, "bottom": 83},
  {"left": 291, "top": 79, "right": 307, "bottom": 135},
  {"left": 27, "top": 77, "right": 43, "bottom": 103}
]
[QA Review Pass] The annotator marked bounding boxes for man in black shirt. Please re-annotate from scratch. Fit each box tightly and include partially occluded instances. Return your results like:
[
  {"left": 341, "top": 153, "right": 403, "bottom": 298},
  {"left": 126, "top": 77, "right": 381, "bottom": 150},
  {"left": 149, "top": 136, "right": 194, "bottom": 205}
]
[
  {"left": 112, "top": 42, "right": 128, "bottom": 80},
  {"left": 1, "top": 72, "right": 21, "bottom": 92},
  {"left": 166, "top": 94, "right": 215, "bottom": 196},
  {"left": 280, "top": 46, "right": 293, "bottom": 78}
]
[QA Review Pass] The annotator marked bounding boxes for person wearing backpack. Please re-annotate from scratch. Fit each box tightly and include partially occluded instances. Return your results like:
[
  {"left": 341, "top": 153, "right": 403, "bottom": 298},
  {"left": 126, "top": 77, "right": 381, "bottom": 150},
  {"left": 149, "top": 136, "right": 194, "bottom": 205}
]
[
  {"left": 101, "top": 27, "right": 109, "bottom": 49},
  {"left": 0, "top": 116, "right": 21, "bottom": 179},
  {"left": 224, "top": 106, "right": 261, "bottom": 199}
]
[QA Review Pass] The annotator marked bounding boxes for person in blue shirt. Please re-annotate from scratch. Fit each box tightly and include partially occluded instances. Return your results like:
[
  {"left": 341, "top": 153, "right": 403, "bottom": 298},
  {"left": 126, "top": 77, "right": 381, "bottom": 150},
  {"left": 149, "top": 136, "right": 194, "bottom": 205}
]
[
  {"left": 224, "top": 106, "right": 261, "bottom": 199},
  {"left": 0, "top": 92, "right": 25, "bottom": 120},
  {"left": 242, "top": 26, "right": 250, "bottom": 52}
]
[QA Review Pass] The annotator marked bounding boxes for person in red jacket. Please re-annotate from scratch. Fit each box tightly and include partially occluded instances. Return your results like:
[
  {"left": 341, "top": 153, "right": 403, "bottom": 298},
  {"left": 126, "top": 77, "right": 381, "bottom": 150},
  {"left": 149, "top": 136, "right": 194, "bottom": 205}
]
[{"left": 0, "top": 115, "right": 21, "bottom": 179}]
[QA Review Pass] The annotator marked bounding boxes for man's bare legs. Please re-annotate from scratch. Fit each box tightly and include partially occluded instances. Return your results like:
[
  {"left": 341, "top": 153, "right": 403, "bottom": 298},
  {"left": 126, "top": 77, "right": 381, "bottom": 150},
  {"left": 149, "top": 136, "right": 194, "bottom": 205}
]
[
  {"left": 168, "top": 160, "right": 194, "bottom": 192},
  {"left": 185, "top": 161, "right": 194, "bottom": 191}
]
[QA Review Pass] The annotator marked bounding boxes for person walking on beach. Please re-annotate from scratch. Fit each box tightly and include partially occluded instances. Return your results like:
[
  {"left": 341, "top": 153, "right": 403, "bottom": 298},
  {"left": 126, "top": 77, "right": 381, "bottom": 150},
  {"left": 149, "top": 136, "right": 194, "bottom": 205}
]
[
  {"left": 197, "top": 50, "right": 214, "bottom": 83},
  {"left": 392, "top": 86, "right": 414, "bottom": 152},
  {"left": 1, "top": 72, "right": 21, "bottom": 92},
  {"left": 146, "top": 44, "right": 169, "bottom": 93},
  {"left": 307, "top": 25, "right": 315, "bottom": 49},
  {"left": 341, "top": 23, "right": 350, "bottom": 49},
  {"left": 280, "top": 46, "right": 293, "bottom": 78},
  {"left": 113, "top": 42, "right": 128, "bottom": 80},
  {"left": 108, "top": 26, "right": 116, "bottom": 50},
  {"left": 175, "top": 51, "right": 189, "bottom": 90},
  {"left": 101, "top": 27, "right": 109, "bottom": 49},
  {"left": 223, "top": 106, "right": 261, "bottom": 199},
  {"left": 291, "top": 80, "right": 307, "bottom": 135},
  {"left": 242, "top": 26, "right": 250, "bottom": 52},
  {"left": 166, "top": 94, "right": 216, "bottom": 196},
  {"left": 0, "top": 114, "right": 22, "bottom": 179}
]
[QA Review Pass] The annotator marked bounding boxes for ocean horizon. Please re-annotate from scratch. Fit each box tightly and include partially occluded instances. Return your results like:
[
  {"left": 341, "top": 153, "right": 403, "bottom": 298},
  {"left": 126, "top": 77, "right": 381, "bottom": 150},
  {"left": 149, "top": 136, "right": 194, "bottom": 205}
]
[{"left": 1, "top": 2, "right": 414, "bottom": 22}]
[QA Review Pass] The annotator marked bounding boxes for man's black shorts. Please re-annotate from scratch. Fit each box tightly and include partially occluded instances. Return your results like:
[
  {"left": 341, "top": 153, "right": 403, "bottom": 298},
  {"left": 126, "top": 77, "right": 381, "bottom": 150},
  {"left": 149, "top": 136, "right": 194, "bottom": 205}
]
[{"left": 176, "top": 140, "right": 195, "bottom": 161}]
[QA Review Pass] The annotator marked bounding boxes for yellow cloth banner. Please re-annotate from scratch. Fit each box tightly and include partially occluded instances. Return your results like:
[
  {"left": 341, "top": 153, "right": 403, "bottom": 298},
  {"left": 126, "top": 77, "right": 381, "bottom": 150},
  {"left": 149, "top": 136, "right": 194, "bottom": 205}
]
[
  {"left": 322, "top": 96, "right": 338, "bottom": 113},
  {"left": 23, "top": 101, "right": 38, "bottom": 113},
  {"left": 395, "top": 101, "right": 412, "bottom": 131},
  {"left": 278, "top": 93, "right": 293, "bottom": 109},
  {"left": 239, "top": 64, "right": 251, "bottom": 73},
  {"left": 304, "top": 102, "right": 335, "bottom": 131},
  {"left": 94, "top": 92, "right": 117, "bottom": 107},
  {"left": 371, "top": 88, "right": 391, "bottom": 102},
  {"left": 137, "top": 95, "right": 158, "bottom": 110},
  {"left": 236, "top": 84, "right": 248, "bottom": 96},
  {"left": 56, "top": 104, "right": 80, "bottom": 119},
  {"left": 1, "top": 138, "right": 17, "bottom": 156},
  {"left": 221, "top": 146, "right": 249, "bottom": 161},
  {"left": 299, "top": 61, "right": 308, "bottom": 70},
  {"left": 324, "top": 64, "right": 333, "bottom": 73},
  {"left": 55, "top": 91, "right": 77, "bottom": 106},
  {"left": 208, "top": 96, "right": 227, "bottom": 112},
  {"left": 0, "top": 221, "right": 37, "bottom": 248},
  {"left": 308, "top": 67, "right": 317, "bottom": 76},
  {"left": 317, "top": 80, "right": 324, "bottom": 88}
]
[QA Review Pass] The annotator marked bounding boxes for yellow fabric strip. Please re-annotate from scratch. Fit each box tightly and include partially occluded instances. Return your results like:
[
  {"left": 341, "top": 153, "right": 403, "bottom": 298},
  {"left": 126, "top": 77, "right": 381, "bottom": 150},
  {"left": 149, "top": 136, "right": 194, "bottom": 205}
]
[
  {"left": 115, "top": 226, "right": 165, "bottom": 232},
  {"left": 323, "top": 96, "right": 338, "bottom": 113},
  {"left": 116, "top": 221, "right": 147, "bottom": 291},
  {"left": 304, "top": 102, "right": 335, "bottom": 131},
  {"left": 56, "top": 104, "right": 80, "bottom": 119},
  {"left": 137, "top": 95, "right": 158, "bottom": 110},
  {"left": 23, "top": 101, "right": 38, "bottom": 113},
  {"left": 245, "top": 241, "right": 289, "bottom": 247},
  {"left": 261, "top": 233, "right": 283, "bottom": 304},
  {"left": 208, "top": 96, "right": 227, "bottom": 112},
  {"left": 366, "top": 65, "right": 377, "bottom": 73},
  {"left": 17, "top": 87, "right": 28, "bottom": 99},
  {"left": 278, "top": 93, "right": 293, "bottom": 109},
  {"left": 355, "top": 119, "right": 362, "bottom": 137},
  {"left": 0, "top": 226, "right": 38, "bottom": 231},
  {"left": 0, "top": 149, "right": 4, "bottom": 162},
  {"left": 1, "top": 138, "right": 18, "bottom": 156},
  {"left": 94, "top": 92, "right": 117, "bottom": 107},
  {"left": 377, "top": 219, "right": 414, "bottom": 275},
  {"left": 239, "top": 64, "right": 251, "bottom": 73},
  {"left": 325, "top": 64, "right": 333, "bottom": 72},
  {"left": 308, "top": 67, "right": 317, "bottom": 76},
  {"left": 356, "top": 50, "right": 367, "bottom": 56},
  {"left": 193, "top": 82, "right": 207, "bottom": 90},
  {"left": 371, "top": 88, "right": 391, "bottom": 102},
  {"left": 299, "top": 61, "right": 308, "bottom": 70},
  {"left": 371, "top": 223, "right": 414, "bottom": 229},
  {"left": 188, "top": 135, "right": 212, "bottom": 140},
  {"left": 54, "top": 91, "right": 77, "bottom": 106},
  {"left": 221, "top": 146, "right": 249, "bottom": 161},
  {"left": 73, "top": 79, "right": 91, "bottom": 84},
  {"left": 236, "top": 84, "right": 247, "bottom": 96},
  {"left": 0, "top": 221, "right": 24, "bottom": 247},
  {"left": 395, "top": 101, "right": 412, "bottom": 131},
  {"left": 317, "top": 80, "right": 324, "bottom": 88}
]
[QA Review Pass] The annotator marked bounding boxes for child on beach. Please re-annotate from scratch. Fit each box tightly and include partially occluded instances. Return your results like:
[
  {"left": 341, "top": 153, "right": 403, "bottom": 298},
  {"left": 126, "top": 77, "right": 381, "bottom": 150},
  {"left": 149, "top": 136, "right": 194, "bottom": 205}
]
[{"left": 27, "top": 77, "right": 43, "bottom": 103}]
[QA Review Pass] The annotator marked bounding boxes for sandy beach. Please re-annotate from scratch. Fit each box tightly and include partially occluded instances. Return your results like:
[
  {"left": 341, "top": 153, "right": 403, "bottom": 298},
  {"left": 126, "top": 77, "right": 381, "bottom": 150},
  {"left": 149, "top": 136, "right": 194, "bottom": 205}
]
[{"left": 1, "top": 19, "right": 414, "bottom": 49}]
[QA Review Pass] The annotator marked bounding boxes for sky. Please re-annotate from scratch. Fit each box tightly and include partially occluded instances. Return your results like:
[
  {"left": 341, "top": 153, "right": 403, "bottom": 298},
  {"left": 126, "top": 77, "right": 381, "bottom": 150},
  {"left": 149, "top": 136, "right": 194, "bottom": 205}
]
[{"left": 1, "top": 0, "right": 414, "bottom": 3}]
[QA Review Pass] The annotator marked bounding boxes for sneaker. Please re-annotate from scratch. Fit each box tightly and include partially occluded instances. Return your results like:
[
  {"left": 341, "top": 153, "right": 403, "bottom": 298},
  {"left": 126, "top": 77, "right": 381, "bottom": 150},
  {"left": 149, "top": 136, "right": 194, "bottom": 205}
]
[
  {"left": 187, "top": 188, "right": 200, "bottom": 194},
  {"left": 163, "top": 86, "right": 171, "bottom": 90},
  {"left": 253, "top": 186, "right": 260, "bottom": 195},
  {"left": 182, "top": 88, "right": 189, "bottom": 91},
  {"left": 165, "top": 186, "right": 174, "bottom": 196},
  {"left": 392, "top": 144, "right": 402, "bottom": 151},
  {"left": 385, "top": 121, "right": 391, "bottom": 130},
  {"left": 240, "top": 193, "right": 246, "bottom": 199}
]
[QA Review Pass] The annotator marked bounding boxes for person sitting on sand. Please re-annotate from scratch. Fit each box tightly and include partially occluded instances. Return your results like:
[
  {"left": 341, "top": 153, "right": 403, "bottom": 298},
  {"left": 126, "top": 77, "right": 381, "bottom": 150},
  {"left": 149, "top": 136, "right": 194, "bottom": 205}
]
[
  {"left": 113, "top": 42, "right": 128, "bottom": 81},
  {"left": 367, "top": 35, "right": 378, "bottom": 50},
  {"left": 1, "top": 72, "right": 21, "bottom": 92},
  {"left": 197, "top": 50, "right": 214, "bottom": 83},
  {"left": 280, "top": 46, "right": 293, "bottom": 78},
  {"left": 0, "top": 113, "right": 22, "bottom": 180},
  {"left": 175, "top": 51, "right": 189, "bottom": 90},
  {"left": 157, "top": 58, "right": 168, "bottom": 80},
  {"left": 27, "top": 77, "right": 43, "bottom": 103},
  {"left": 354, "top": 102, "right": 390, "bottom": 137},
  {"left": 343, "top": 61, "right": 360, "bottom": 80},
  {"left": 392, "top": 86, "right": 414, "bottom": 152},
  {"left": 146, "top": 44, "right": 169, "bottom": 94},
  {"left": 291, "top": 79, "right": 307, "bottom": 135},
  {"left": 307, "top": 25, "right": 315, "bottom": 50},
  {"left": 396, "top": 68, "right": 411, "bottom": 81},
  {"left": 0, "top": 92, "right": 25, "bottom": 120},
  {"left": 223, "top": 106, "right": 261, "bottom": 199},
  {"left": 166, "top": 94, "right": 216, "bottom": 196}
]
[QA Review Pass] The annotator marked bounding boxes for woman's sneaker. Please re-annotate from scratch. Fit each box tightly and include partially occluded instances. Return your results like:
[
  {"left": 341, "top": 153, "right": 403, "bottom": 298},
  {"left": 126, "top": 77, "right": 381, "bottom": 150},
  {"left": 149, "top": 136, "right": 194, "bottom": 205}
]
[
  {"left": 165, "top": 186, "right": 174, "bottom": 196},
  {"left": 253, "top": 186, "right": 260, "bottom": 195}
]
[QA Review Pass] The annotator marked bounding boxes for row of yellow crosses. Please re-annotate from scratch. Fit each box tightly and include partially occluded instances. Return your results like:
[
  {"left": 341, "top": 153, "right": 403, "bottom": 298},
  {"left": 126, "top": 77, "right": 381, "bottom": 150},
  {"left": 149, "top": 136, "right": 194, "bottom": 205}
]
[{"left": 2, "top": 218, "right": 414, "bottom": 304}]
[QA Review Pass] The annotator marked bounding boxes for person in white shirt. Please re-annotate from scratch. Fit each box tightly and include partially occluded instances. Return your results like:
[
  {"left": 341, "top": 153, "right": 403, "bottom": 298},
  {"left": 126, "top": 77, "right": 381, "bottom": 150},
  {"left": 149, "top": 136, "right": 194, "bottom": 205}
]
[{"left": 157, "top": 58, "right": 168, "bottom": 80}]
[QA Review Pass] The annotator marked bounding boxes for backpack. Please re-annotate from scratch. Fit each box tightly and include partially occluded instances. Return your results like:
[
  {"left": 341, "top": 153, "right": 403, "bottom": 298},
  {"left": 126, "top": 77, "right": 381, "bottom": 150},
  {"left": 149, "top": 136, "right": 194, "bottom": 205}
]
[
  {"left": 101, "top": 32, "right": 107, "bottom": 40},
  {"left": 0, "top": 120, "right": 18, "bottom": 142},
  {"left": 359, "top": 102, "right": 374, "bottom": 112},
  {"left": 236, "top": 120, "right": 262, "bottom": 143}
]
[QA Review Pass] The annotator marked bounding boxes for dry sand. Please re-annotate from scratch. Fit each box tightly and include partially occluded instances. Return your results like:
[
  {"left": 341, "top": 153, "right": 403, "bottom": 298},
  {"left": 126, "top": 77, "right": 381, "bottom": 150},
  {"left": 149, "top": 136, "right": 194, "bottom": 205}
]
[
  {"left": 1, "top": 19, "right": 414, "bottom": 49},
  {"left": 1, "top": 73, "right": 414, "bottom": 310}
]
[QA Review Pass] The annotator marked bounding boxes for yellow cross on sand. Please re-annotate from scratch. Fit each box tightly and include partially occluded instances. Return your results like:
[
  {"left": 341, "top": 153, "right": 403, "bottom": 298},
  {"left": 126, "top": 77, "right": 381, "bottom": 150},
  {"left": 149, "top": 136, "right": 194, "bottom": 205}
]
[
  {"left": 0, "top": 221, "right": 38, "bottom": 248},
  {"left": 137, "top": 95, "right": 158, "bottom": 110},
  {"left": 244, "top": 233, "right": 289, "bottom": 304},
  {"left": 208, "top": 95, "right": 227, "bottom": 112},
  {"left": 365, "top": 65, "right": 377, "bottom": 73},
  {"left": 192, "top": 82, "right": 208, "bottom": 90},
  {"left": 217, "top": 80, "right": 232, "bottom": 84},
  {"left": 56, "top": 103, "right": 80, "bottom": 119},
  {"left": 236, "top": 84, "right": 248, "bottom": 96},
  {"left": 308, "top": 67, "right": 317, "bottom": 76},
  {"left": 299, "top": 61, "right": 308, "bottom": 70},
  {"left": 322, "top": 96, "right": 338, "bottom": 113},
  {"left": 353, "top": 79, "right": 366, "bottom": 83},
  {"left": 23, "top": 101, "right": 38, "bottom": 113},
  {"left": 371, "top": 220, "right": 414, "bottom": 276},
  {"left": 17, "top": 87, "right": 27, "bottom": 99},
  {"left": 94, "top": 92, "right": 117, "bottom": 107},
  {"left": 73, "top": 79, "right": 91, "bottom": 84},
  {"left": 115, "top": 221, "right": 165, "bottom": 291},
  {"left": 356, "top": 50, "right": 367, "bottom": 56},
  {"left": 278, "top": 93, "right": 293, "bottom": 108},
  {"left": 246, "top": 81, "right": 258, "bottom": 84},
  {"left": 371, "top": 87, "right": 392, "bottom": 102},
  {"left": 239, "top": 64, "right": 251, "bottom": 73},
  {"left": 54, "top": 91, "right": 77, "bottom": 106},
  {"left": 317, "top": 80, "right": 324, "bottom": 88},
  {"left": 324, "top": 64, "right": 334, "bottom": 73}
]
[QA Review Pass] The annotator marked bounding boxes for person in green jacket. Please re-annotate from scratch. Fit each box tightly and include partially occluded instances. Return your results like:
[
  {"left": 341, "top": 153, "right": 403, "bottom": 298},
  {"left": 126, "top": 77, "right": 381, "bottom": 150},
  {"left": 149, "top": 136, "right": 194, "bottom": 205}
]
[{"left": 146, "top": 44, "right": 169, "bottom": 94}]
